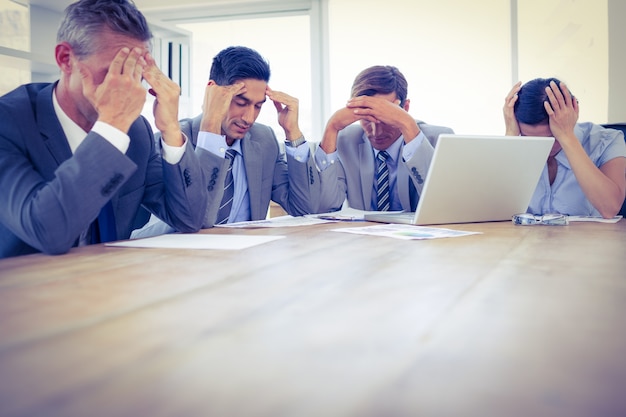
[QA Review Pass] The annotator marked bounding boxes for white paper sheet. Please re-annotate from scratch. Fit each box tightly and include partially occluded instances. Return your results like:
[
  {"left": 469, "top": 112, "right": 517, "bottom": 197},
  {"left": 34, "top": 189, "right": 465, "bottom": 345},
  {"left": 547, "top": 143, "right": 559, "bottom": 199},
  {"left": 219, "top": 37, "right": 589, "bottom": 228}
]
[
  {"left": 106, "top": 234, "right": 285, "bottom": 250},
  {"left": 332, "top": 224, "right": 481, "bottom": 240},
  {"left": 215, "top": 215, "right": 331, "bottom": 228},
  {"left": 306, "top": 207, "right": 381, "bottom": 222},
  {"left": 567, "top": 215, "right": 622, "bottom": 223}
]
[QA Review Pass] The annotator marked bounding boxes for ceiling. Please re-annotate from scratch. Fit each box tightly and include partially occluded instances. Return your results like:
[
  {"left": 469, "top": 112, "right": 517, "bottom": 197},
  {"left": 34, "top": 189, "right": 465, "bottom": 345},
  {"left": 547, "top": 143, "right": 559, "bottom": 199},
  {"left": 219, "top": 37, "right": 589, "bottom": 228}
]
[
  {"left": 26, "top": 0, "right": 305, "bottom": 33},
  {"left": 27, "top": 0, "right": 273, "bottom": 13}
]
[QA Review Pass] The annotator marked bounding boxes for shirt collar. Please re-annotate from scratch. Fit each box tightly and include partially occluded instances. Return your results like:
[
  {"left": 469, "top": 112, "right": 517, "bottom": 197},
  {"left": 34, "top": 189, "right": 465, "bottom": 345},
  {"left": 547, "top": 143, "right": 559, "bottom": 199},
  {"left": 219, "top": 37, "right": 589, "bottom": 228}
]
[
  {"left": 52, "top": 88, "right": 88, "bottom": 154},
  {"left": 374, "top": 136, "right": 404, "bottom": 163},
  {"left": 554, "top": 148, "right": 571, "bottom": 170},
  {"left": 216, "top": 135, "right": 244, "bottom": 157}
]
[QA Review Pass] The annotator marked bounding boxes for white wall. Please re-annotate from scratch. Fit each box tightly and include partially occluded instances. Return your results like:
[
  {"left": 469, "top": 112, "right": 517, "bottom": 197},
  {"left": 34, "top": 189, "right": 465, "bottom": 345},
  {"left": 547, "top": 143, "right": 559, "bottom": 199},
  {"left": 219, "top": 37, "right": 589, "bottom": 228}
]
[
  {"left": 326, "top": 0, "right": 610, "bottom": 135},
  {"left": 327, "top": 0, "right": 512, "bottom": 135},
  {"left": 517, "top": 0, "right": 609, "bottom": 125},
  {"left": 0, "top": 0, "right": 32, "bottom": 95},
  {"left": 608, "top": 0, "right": 626, "bottom": 123},
  {"left": 1, "top": 0, "right": 619, "bottom": 131},
  {"left": 178, "top": 15, "right": 313, "bottom": 140}
]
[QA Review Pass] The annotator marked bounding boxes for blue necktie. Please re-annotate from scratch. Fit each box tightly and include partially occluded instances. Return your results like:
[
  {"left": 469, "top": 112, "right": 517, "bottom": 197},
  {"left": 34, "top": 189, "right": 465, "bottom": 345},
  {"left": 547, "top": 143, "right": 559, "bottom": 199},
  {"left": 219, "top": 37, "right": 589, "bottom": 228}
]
[
  {"left": 376, "top": 151, "right": 391, "bottom": 211},
  {"left": 216, "top": 149, "right": 236, "bottom": 224},
  {"left": 90, "top": 201, "right": 116, "bottom": 244}
]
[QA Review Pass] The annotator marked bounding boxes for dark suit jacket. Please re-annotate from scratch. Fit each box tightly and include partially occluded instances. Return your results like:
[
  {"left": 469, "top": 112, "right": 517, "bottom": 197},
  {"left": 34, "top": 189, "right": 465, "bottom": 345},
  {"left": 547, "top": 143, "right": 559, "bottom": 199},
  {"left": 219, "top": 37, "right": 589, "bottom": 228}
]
[
  {"left": 181, "top": 115, "right": 320, "bottom": 227},
  {"left": 0, "top": 82, "right": 207, "bottom": 258}
]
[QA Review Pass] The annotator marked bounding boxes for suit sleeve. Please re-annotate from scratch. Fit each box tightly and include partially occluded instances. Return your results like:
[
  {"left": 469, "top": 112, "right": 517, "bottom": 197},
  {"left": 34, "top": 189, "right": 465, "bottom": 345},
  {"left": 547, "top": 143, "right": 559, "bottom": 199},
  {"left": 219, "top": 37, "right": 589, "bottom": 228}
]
[
  {"left": 139, "top": 119, "right": 208, "bottom": 233},
  {"left": 405, "top": 124, "right": 455, "bottom": 195},
  {"left": 141, "top": 140, "right": 208, "bottom": 233},
  {"left": 314, "top": 145, "right": 347, "bottom": 213},
  {"left": 269, "top": 136, "right": 322, "bottom": 216},
  {"left": 0, "top": 120, "right": 136, "bottom": 255}
]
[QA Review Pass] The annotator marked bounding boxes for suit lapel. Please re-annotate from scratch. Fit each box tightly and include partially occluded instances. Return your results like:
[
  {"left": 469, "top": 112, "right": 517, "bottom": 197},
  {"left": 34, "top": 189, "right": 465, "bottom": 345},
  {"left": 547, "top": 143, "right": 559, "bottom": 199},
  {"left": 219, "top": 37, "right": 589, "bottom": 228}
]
[
  {"left": 191, "top": 115, "right": 202, "bottom": 146},
  {"left": 36, "top": 84, "right": 122, "bottom": 221},
  {"left": 396, "top": 152, "right": 413, "bottom": 210},
  {"left": 36, "top": 84, "right": 72, "bottom": 167},
  {"left": 358, "top": 139, "right": 374, "bottom": 210}
]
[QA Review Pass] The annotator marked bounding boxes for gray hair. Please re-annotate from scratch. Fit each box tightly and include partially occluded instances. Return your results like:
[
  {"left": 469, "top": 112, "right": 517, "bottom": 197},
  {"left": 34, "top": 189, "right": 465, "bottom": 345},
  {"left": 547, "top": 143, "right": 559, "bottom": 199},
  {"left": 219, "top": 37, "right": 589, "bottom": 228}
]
[{"left": 57, "top": 0, "right": 152, "bottom": 59}]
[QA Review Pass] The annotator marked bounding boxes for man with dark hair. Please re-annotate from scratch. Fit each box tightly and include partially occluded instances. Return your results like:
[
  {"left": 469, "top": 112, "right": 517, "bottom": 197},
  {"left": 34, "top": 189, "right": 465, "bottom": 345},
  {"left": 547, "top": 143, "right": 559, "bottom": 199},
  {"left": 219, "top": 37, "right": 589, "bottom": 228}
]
[
  {"left": 504, "top": 78, "right": 625, "bottom": 218},
  {"left": 0, "top": 0, "right": 206, "bottom": 258},
  {"left": 132, "top": 45, "right": 319, "bottom": 237},
  {"left": 315, "top": 65, "right": 453, "bottom": 212}
]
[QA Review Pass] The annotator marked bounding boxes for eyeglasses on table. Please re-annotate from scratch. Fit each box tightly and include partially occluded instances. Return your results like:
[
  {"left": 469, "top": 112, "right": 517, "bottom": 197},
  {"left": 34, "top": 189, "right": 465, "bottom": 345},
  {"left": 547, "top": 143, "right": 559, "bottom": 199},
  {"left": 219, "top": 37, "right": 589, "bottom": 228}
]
[{"left": 512, "top": 213, "right": 569, "bottom": 226}]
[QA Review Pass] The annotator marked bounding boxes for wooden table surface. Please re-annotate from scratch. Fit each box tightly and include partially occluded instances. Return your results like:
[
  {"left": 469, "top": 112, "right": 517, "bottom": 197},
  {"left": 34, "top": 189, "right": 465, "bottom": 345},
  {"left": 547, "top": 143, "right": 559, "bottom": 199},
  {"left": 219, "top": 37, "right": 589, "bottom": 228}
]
[{"left": 1, "top": 220, "right": 625, "bottom": 417}]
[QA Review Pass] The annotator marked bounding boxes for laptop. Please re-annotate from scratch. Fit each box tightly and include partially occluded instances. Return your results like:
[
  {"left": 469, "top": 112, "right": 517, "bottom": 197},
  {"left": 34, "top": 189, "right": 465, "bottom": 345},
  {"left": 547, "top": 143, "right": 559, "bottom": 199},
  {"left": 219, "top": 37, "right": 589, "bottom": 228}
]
[{"left": 364, "top": 134, "right": 554, "bottom": 225}]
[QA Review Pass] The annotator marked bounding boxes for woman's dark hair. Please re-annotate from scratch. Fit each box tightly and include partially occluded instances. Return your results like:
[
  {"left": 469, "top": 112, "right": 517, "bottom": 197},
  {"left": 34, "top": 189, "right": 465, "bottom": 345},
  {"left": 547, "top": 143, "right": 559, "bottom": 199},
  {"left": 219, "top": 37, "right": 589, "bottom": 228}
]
[{"left": 514, "top": 77, "right": 573, "bottom": 125}]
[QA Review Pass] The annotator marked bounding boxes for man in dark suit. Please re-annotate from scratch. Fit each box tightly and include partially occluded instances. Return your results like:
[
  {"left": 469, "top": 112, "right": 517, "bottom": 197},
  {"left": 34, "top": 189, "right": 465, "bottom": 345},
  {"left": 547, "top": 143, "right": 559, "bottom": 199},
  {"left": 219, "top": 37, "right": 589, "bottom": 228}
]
[
  {"left": 132, "top": 46, "right": 320, "bottom": 237},
  {"left": 0, "top": 0, "right": 207, "bottom": 258},
  {"left": 315, "top": 65, "right": 454, "bottom": 212}
]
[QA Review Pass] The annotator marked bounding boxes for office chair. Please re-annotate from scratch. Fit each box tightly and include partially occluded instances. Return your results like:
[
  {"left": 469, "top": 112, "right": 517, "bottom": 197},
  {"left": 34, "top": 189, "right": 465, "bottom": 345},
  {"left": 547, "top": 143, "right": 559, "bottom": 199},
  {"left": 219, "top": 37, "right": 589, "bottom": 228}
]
[{"left": 602, "top": 123, "right": 626, "bottom": 217}]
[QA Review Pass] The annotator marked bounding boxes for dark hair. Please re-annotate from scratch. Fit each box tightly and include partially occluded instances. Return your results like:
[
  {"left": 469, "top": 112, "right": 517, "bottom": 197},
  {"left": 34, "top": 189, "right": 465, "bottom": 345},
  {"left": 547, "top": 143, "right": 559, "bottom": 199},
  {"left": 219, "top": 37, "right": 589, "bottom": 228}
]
[
  {"left": 514, "top": 77, "right": 573, "bottom": 125},
  {"left": 350, "top": 65, "right": 408, "bottom": 106},
  {"left": 209, "top": 46, "right": 271, "bottom": 86},
  {"left": 57, "top": 0, "right": 152, "bottom": 59}
]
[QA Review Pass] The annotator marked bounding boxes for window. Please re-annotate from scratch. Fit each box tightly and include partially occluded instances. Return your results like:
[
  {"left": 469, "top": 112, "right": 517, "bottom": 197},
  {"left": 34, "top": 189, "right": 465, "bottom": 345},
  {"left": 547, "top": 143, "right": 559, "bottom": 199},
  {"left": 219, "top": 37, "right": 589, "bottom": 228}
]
[
  {"left": 176, "top": 15, "right": 313, "bottom": 141},
  {"left": 0, "top": 0, "right": 31, "bottom": 96}
]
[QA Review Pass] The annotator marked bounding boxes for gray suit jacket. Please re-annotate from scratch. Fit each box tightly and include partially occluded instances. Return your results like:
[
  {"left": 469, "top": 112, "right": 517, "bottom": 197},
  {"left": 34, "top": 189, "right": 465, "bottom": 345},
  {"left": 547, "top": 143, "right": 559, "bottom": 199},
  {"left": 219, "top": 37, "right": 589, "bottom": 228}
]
[
  {"left": 182, "top": 115, "right": 320, "bottom": 227},
  {"left": 132, "top": 114, "right": 321, "bottom": 236},
  {"left": 317, "top": 120, "right": 454, "bottom": 212},
  {"left": 0, "top": 83, "right": 207, "bottom": 258}
]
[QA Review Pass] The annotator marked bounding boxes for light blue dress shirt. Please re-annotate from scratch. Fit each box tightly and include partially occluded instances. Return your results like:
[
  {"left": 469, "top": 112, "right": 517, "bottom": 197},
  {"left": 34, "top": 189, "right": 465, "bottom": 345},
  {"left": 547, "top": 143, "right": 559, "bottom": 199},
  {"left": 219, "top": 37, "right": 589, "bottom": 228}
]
[
  {"left": 527, "top": 122, "right": 626, "bottom": 216},
  {"left": 197, "top": 133, "right": 249, "bottom": 222},
  {"left": 197, "top": 131, "right": 310, "bottom": 222},
  {"left": 315, "top": 131, "right": 424, "bottom": 211}
]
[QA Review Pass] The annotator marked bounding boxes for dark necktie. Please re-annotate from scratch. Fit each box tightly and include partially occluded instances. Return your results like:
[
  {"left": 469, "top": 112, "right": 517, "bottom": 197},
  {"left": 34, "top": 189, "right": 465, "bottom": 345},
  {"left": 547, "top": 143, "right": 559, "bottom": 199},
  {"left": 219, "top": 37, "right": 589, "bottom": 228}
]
[
  {"left": 376, "top": 150, "right": 391, "bottom": 211},
  {"left": 216, "top": 149, "right": 236, "bottom": 224},
  {"left": 90, "top": 201, "right": 116, "bottom": 244}
]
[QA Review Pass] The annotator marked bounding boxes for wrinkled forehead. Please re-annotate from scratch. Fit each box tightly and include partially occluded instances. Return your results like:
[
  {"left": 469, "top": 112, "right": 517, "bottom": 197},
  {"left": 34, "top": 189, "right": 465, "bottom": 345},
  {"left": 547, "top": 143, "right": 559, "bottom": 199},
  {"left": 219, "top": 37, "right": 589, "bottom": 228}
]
[
  {"left": 235, "top": 78, "right": 268, "bottom": 104},
  {"left": 88, "top": 31, "right": 151, "bottom": 58}
]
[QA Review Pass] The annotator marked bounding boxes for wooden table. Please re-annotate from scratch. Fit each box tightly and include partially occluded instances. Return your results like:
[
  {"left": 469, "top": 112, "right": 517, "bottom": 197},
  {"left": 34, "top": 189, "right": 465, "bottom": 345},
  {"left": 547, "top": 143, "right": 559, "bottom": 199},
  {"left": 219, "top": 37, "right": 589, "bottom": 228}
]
[{"left": 1, "top": 220, "right": 625, "bottom": 417}]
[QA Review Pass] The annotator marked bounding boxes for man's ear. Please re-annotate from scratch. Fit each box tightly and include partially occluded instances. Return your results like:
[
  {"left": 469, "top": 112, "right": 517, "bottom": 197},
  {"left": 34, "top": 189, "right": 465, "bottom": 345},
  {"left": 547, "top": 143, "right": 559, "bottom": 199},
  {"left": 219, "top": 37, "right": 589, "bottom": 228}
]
[
  {"left": 55, "top": 42, "right": 73, "bottom": 74},
  {"left": 403, "top": 98, "right": 411, "bottom": 112}
]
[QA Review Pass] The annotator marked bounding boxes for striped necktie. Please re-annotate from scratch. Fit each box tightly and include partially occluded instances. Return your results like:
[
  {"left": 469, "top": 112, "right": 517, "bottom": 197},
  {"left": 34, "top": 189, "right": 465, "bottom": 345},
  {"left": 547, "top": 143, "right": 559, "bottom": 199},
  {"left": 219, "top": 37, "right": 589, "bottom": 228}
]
[
  {"left": 376, "top": 150, "right": 391, "bottom": 211},
  {"left": 216, "top": 149, "right": 236, "bottom": 224}
]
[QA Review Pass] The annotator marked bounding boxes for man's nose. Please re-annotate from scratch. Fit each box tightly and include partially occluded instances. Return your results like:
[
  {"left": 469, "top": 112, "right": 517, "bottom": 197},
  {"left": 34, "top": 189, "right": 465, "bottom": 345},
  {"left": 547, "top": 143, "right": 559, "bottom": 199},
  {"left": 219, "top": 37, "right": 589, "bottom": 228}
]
[
  {"left": 242, "top": 106, "right": 255, "bottom": 124},
  {"left": 368, "top": 121, "right": 378, "bottom": 136}
]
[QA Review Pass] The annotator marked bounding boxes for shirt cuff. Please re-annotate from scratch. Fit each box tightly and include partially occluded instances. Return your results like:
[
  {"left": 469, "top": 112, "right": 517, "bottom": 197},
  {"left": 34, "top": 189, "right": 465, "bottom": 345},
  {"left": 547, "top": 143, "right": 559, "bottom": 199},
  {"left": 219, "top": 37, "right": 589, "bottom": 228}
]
[
  {"left": 314, "top": 145, "right": 338, "bottom": 172},
  {"left": 92, "top": 121, "right": 130, "bottom": 154},
  {"left": 196, "top": 131, "right": 226, "bottom": 156},
  {"left": 160, "top": 132, "right": 187, "bottom": 165},
  {"left": 284, "top": 141, "right": 310, "bottom": 163},
  {"left": 402, "top": 130, "right": 426, "bottom": 161}
]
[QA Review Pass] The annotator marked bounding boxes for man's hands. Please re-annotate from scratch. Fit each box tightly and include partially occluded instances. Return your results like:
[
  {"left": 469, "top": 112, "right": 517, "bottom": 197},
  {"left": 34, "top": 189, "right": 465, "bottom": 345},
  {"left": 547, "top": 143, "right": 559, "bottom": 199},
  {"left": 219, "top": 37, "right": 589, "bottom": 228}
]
[
  {"left": 320, "top": 95, "right": 418, "bottom": 154},
  {"left": 266, "top": 87, "right": 302, "bottom": 141},
  {"left": 319, "top": 106, "right": 361, "bottom": 154},
  {"left": 143, "top": 52, "right": 183, "bottom": 146},
  {"left": 347, "top": 96, "right": 419, "bottom": 141},
  {"left": 80, "top": 47, "right": 185, "bottom": 146},
  {"left": 199, "top": 81, "right": 246, "bottom": 134},
  {"left": 79, "top": 47, "right": 147, "bottom": 134}
]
